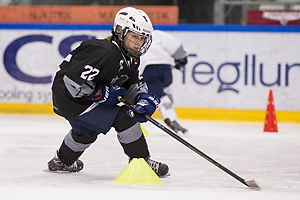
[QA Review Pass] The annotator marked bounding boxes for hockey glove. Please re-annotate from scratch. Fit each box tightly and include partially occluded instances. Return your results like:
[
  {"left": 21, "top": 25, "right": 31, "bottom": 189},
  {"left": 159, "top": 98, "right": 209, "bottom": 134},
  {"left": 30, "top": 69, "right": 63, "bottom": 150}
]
[
  {"left": 174, "top": 57, "right": 187, "bottom": 70},
  {"left": 92, "top": 83, "right": 126, "bottom": 105},
  {"left": 127, "top": 93, "right": 160, "bottom": 123}
]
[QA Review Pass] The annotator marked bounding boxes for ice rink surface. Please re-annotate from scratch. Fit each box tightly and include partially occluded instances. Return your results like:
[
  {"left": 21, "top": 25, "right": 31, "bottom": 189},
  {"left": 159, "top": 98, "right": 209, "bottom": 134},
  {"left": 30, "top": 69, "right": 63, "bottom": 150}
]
[{"left": 0, "top": 114, "right": 299, "bottom": 200}]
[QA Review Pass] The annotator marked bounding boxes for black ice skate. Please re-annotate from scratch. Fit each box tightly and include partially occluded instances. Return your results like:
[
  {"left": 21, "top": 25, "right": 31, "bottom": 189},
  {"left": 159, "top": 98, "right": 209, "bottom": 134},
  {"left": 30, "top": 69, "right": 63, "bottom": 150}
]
[
  {"left": 164, "top": 118, "right": 188, "bottom": 134},
  {"left": 48, "top": 151, "right": 84, "bottom": 172},
  {"left": 129, "top": 158, "right": 170, "bottom": 177},
  {"left": 147, "top": 159, "right": 170, "bottom": 177}
]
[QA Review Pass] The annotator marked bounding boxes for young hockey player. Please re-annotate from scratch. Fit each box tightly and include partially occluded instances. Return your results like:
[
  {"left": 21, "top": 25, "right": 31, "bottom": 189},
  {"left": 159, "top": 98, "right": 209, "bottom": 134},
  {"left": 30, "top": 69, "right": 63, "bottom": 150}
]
[
  {"left": 140, "top": 30, "right": 189, "bottom": 134},
  {"left": 47, "top": 7, "right": 169, "bottom": 177}
]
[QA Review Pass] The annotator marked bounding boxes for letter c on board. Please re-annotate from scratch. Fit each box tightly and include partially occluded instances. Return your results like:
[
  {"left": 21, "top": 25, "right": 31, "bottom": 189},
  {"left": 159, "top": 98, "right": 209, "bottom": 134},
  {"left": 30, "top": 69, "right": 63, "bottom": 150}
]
[{"left": 3, "top": 35, "right": 52, "bottom": 84}]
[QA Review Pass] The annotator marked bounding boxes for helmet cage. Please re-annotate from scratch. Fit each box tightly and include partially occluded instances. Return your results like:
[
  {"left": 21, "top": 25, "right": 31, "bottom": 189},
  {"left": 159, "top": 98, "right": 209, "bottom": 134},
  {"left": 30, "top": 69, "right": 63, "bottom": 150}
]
[{"left": 120, "top": 28, "right": 152, "bottom": 58}]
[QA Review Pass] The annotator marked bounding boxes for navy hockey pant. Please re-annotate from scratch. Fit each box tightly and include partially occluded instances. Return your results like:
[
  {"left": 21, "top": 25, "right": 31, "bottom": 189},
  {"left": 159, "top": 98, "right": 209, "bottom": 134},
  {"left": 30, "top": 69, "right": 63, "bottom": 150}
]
[
  {"left": 57, "top": 104, "right": 149, "bottom": 165},
  {"left": 142, "top": 64, "right": 172, "bottom": 98}
]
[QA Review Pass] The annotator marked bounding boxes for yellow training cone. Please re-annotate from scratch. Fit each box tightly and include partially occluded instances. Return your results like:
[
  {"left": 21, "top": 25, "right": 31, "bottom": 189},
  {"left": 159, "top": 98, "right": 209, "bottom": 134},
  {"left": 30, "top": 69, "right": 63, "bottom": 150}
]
[
  {"left": 141, "top": 124, "right": 149, "bottom": 136},
  {"left": 114, "top": 158, "right": 162, "bottom": 185}
]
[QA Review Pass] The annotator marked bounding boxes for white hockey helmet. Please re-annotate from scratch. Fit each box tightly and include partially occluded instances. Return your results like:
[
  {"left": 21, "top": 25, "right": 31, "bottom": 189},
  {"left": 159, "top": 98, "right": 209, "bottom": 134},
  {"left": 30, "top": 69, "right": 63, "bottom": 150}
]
[{"left": 113, "top": 7, "right": 153, "bottom": 58}]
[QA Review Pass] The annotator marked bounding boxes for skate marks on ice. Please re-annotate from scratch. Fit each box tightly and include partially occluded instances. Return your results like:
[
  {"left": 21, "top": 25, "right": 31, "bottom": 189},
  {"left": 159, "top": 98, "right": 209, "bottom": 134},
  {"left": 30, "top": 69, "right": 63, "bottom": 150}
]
[{"left": 0, "top": 115, "right": 300, "bottom": 199}]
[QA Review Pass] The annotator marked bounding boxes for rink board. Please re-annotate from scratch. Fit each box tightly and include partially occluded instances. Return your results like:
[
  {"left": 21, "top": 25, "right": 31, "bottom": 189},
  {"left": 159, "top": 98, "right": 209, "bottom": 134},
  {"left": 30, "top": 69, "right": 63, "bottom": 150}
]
[
  {"left": 0, "top": 102, "right": 299, "bottom": 123},
  {"left": 0, "top": 24, "right": 299, "bottom": 122}
]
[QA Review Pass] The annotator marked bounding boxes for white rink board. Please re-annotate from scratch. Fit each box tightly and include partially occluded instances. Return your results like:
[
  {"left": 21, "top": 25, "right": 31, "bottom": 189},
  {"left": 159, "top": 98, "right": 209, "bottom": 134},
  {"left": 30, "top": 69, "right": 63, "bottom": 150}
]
[
  {"left": 0, "top": 27, "right": 299, "bottom": 110},
  {"left": 171, "top": 31, "right": 300, "bottom": 110},
  {"left": 0, "top": 29, "right": 110, "bottom": 104}
]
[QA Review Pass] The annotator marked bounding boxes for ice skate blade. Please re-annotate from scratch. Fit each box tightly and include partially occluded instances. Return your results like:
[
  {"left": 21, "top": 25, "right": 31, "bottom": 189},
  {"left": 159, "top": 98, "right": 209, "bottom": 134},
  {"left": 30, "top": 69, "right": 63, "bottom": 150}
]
[
  {"left": 159, "top": 171, "right": 171, "bottom": 178},
  {"left": 43, "top": 168, "right": 67, "bottom": 173},
  {"left": 176, "top": 131, "right": 188, "bottom": 137},
  {"left": 245, "top": 179, "right": 261, "bottom": 190},
  {"left": 43, "top": 169, "right": 81, "bottom": 173}
]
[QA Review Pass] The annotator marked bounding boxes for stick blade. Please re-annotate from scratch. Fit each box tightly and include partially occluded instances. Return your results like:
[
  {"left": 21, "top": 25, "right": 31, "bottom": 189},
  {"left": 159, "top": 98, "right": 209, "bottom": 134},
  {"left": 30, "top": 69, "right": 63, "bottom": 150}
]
[{"left": 245, "top": 179, "right": 261, "bottom": 190}]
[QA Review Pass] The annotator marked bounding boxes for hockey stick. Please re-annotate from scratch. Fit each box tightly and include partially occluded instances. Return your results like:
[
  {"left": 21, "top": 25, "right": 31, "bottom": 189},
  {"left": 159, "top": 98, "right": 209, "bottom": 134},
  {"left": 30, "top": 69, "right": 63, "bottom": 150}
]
[{"left": 118, "top": 96, "right": 261, "bottom": 190}]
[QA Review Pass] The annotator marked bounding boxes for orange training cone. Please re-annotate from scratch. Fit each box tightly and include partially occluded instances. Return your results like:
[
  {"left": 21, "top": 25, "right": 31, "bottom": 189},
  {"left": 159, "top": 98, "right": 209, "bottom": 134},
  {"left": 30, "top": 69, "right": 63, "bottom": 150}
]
[{"left": 263, "top": 90, "right": 278, "bottom": 132}]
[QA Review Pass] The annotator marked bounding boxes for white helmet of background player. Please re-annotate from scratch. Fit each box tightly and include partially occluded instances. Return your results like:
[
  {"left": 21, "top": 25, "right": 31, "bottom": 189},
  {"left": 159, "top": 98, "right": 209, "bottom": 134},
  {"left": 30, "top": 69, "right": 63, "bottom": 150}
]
[{"left": 113, "top": 7, "right": 153, "bottom": 58}]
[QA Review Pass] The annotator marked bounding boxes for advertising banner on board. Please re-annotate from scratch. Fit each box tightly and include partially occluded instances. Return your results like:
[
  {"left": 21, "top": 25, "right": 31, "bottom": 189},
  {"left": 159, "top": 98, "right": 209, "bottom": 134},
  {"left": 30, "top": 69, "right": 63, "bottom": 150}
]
[{"left": 0, "top": 28, "right": 299, "bottom": 110}]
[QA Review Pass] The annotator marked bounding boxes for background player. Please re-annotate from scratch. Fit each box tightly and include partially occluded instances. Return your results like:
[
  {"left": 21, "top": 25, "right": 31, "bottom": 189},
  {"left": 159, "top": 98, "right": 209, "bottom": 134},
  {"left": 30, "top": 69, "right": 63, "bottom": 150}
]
[{"left": 140, "top": 30, "right": 189, "bottom": 134}]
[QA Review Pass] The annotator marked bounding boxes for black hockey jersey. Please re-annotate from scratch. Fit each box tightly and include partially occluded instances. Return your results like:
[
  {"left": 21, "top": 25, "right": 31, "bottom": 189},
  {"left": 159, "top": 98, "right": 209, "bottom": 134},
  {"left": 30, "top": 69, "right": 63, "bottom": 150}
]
[{"left": 51, "top": 39, "right": 147, "bottom": 118}]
